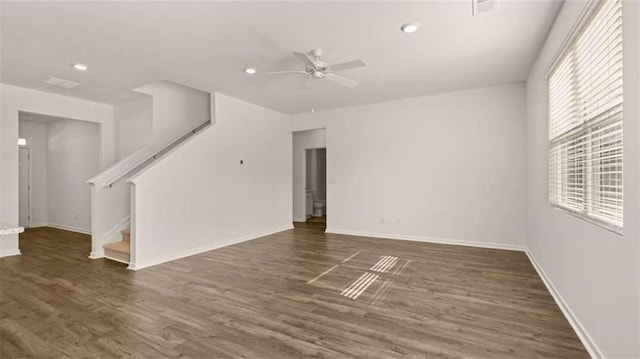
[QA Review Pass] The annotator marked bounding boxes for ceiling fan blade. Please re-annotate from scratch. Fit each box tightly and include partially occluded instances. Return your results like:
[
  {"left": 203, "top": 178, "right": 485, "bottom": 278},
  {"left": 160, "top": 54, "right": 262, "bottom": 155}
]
[
  {"left": 264, "top": 71, "right": 309, "bottom": 76},
  {"left": 325, "top": 73, "right": 358, "bottom": 87},
  {"left": 330, "top": 59, "right": 367, "bottom": 72},
  {"left": 293, "top": 51, "right": 317, "bottom": 69}
]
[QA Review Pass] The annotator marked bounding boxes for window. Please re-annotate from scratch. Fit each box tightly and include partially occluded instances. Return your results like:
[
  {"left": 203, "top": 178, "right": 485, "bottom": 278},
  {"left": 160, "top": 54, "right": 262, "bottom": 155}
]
[
  {"left": 18, "top": 138, "right": 27, "bottom": 146},
  {"left": 548, "top": 0, "right": 623, "bottom": 233}
]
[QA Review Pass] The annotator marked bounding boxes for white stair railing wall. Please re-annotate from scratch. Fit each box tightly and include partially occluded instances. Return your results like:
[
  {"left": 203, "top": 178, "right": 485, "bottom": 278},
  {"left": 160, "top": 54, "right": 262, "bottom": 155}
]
[{"left": 87, "top": 117, "right": 212, "bottom": 263}]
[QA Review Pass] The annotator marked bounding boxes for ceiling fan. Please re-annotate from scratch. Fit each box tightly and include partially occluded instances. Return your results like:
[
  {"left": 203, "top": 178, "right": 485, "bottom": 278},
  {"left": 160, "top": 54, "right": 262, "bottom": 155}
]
[{"left": 265, "top": 49, "right": 366, "bottom": 88}]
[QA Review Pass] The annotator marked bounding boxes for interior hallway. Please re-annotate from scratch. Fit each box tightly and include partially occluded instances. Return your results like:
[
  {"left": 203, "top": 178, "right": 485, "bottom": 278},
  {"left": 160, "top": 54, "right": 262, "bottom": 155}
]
[{"left": 1, "top": 227, "right": 587, "bottom": 358}]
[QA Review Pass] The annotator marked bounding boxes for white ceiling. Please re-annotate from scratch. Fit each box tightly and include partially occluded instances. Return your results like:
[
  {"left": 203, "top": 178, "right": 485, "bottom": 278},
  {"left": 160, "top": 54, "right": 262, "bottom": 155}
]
[{"left": 1, "top": 1, "right": 562, "bottom": 114}]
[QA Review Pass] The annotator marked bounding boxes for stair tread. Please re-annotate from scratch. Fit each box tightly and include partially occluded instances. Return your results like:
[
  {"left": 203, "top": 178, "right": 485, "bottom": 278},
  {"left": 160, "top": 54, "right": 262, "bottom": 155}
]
[
  {"left": 103, "top": 241, "right": 130, "bottom": 254},
  {"left": 121, "top": 228, "right": 130, "bottom": 236}
]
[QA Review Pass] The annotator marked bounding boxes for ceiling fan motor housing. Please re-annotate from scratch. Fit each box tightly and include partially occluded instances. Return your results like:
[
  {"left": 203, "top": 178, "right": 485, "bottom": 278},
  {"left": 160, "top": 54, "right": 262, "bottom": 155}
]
[
  {"left": 305, "top": 59, "right": 330, "bottom": 79},
  {"left": 309, "top": 48, "right": 324, "bottom": 59}
]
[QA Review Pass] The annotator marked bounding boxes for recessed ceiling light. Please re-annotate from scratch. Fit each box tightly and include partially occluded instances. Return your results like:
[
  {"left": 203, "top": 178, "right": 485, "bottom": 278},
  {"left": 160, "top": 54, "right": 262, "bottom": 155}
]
[
  {"left": 73, "top": 63, "right": 88, "bottom": 71},
  {"left": 244, "top": 67, "right": 257, "bottom": 75},
  {"left": 401, "top": 22, "right": 420, "bottom": 33}
]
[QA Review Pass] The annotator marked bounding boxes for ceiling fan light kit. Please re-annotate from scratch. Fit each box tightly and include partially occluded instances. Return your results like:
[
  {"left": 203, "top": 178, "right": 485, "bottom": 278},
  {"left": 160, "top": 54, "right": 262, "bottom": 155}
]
[
  {"left": 265, "top": 49, "right": 366, "bottom": 88},
  {"left": 400, "top": 22, "right": 420, "bottom": 33}
]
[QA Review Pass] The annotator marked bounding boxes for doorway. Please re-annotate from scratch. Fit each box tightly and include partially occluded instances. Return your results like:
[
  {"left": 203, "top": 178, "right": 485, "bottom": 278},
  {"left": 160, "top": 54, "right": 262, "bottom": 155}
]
[
  {"left": 18, "top": 111, "right": 99, "bottom": 235},
  {"left": 292, "top": 128, "right": 327, "bottom": 230},
  {"left": 18, "top": 146, "right": 30, "bottom": 227}
]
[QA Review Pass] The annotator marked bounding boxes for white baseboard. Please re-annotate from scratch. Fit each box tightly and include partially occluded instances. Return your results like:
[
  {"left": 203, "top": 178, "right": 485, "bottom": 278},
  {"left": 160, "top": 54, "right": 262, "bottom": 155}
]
[
  {"left": 128, "top": 225, "right": 294, "bottom": 271},
  {"left": 326, "top": 228, "right": 526, "bottom": 252},
  {"left": 89, "top": 251, "right": 104, "bottom": 259},
  {"left": 28, "top": 223, "right": 47, "bottom": 228},
  {"left": 525, "top": 250, "right": 603, "bottom": 359},
  {"left": 46, "top": 223, "right": 92, "bottom": 235},
  {"left": 293, "top": 216, "right": 307, "bottom": 222},
  {"left": 0, "top": 249, "right": 21, "bottom": 258}
]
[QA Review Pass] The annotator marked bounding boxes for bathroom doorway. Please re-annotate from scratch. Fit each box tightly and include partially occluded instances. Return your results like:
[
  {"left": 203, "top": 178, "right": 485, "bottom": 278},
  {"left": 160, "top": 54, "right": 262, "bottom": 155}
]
[
  {"left": 305, "top": 148, "right": 326, "bottom": 225},
  {"left": 292, "top": 128, "right": 327, "bottom": 230}
]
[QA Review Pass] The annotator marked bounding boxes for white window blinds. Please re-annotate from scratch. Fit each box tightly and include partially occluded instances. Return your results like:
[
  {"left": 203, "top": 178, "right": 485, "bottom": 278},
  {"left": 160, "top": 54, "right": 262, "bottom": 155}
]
[{"left": 548, "top": 0, "right": 623, "bottom": 232}]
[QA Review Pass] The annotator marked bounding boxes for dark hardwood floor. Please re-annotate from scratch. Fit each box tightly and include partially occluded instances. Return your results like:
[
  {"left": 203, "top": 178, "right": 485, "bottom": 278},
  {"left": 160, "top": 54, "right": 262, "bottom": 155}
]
[
  {"left": 1, "top": 226, "right": 588, "bottom": 358},
  {"left": 306, "top": 216, "right": 327, "bottom": 225}
]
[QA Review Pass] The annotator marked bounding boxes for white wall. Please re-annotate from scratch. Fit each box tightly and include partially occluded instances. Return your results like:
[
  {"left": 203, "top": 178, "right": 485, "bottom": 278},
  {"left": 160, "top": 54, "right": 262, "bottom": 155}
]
[
  {"left": 316, "top": 148, "right": 326, "bottom": 202},
  {"left": 18, "top": 120, "right": 48, "bottom": 227},
  {"left": 306, "top": 150, "right": 313, "bottom": 190},
  {"left": 292, "top": 129, "right": 326, "bottom": 221},
  {"left": 291, "top": 83, "right": 527, "bottom": 249},
  {"left": 18, "top": 117, "right": 101, "bottom": 235},
  {"left": 525, "top": 1, "right": 640, "bottom": 357},
  {"left": 309, "top": 150, "right": 319, "bottom": 201},
  {"left": 304, "top": 149, "right": 327, "bottom": 205},
  {"left": 114, "top": 96, "right": 152, "bottom": 160},
  {"left": 0, "top": 84, "right": 114, "bottom": 257},
  {"left": 128, "top": 93, "right": 291, "bottom": 270},
  {"left": 46, "top": 119, "right": 100, "bottom": 234},
  {"left": 134, "top": 80, "right": 210, "bottom": 146}
]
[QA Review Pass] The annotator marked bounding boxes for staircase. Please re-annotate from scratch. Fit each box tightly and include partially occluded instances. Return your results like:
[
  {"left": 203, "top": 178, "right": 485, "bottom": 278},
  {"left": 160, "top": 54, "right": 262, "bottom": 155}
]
[
  {"left": 103, "top": 228, "right": 130, "bottom": 264},
  {"left": 88, "top": 117, "right": 212, "bottom": 267}
]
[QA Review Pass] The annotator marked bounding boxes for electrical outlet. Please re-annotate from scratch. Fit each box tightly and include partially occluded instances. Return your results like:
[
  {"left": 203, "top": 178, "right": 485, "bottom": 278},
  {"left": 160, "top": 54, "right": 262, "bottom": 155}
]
[
  {"left": 396, "top": 218, "right": 400, "bottom": 224},
  {"left": 380, "top": 217, "right": 385, "bottom": 224}
]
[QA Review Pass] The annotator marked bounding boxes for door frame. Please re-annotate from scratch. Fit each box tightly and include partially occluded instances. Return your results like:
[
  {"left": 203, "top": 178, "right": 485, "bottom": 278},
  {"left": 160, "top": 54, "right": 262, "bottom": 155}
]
[{"left": 18, "top": 145, "right": 32, "bottom": 228}]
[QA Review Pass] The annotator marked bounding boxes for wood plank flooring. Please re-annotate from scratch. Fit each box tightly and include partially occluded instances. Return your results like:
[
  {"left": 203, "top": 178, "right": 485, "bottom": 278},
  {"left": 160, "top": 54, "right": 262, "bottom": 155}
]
[
  {"left": 306, "top": 216, "right": 327, "bottom": 225},
  {"left": 1, "top": 226, "right": 588, "bottom": 358}
]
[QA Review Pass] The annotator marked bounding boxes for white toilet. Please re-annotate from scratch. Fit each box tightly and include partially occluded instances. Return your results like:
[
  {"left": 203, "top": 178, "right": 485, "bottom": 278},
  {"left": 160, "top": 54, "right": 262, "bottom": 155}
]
[{"left": 313, "top": 199, "right": 325, "bottom": 217}]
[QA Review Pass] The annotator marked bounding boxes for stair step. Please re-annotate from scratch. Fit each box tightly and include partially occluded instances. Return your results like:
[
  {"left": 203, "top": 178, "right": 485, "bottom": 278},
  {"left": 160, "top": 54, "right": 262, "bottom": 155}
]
[
  {"left": 121, "top": 228, "right": 130, "bottom": 242},
  {"left": 104, "top": 241, "right": 129, "bottom": 253},
  {"left": 103, "top": 241, "right": 130, "bottom": 263}
]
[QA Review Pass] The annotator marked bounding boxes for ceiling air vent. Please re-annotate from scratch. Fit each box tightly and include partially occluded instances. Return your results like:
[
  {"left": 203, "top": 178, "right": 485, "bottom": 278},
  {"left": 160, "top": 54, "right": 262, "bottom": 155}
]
[
  {"left": 44, "top": 76, "right": 80, "bottom": 89},
  {"left": 472, "top": 0, "right": 498, "bottom": 15}
]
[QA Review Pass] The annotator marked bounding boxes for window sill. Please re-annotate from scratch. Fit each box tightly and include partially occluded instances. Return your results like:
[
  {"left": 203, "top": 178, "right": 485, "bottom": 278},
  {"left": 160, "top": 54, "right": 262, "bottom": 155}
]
[{"left": 549, "top": 203, "right": 623, "bottom": 236}]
